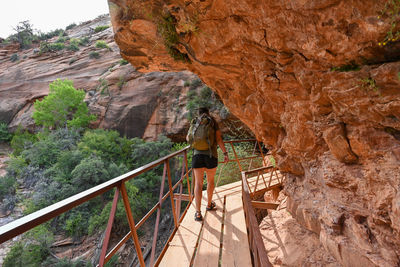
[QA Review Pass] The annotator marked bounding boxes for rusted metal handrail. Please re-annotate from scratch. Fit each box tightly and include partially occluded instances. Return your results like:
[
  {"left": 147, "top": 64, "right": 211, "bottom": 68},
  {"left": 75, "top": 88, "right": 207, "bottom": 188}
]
[
  {"left": 0, "top": 139, "right": 269, "bottom": 266},
  {"left": 242, "top": 170, "right": 273, "bottom": 267},
  {"left": 0, "top": 145, "right": 192, "bottom": 267}
]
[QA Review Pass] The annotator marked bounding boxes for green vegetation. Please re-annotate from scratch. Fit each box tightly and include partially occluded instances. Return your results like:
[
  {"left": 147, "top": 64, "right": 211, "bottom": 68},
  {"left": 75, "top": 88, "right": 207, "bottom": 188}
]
[
  {"left": 94, "top": 25, "right": 110, "bottom": 32},
  {"left": 66, "top": 23, "right": 77, "bottom": 31},
  {"left": 0, "top": 122, "right": 12, "bottom": 143},
  {"left": 3, "top": 82, "right": 178, "bottom": 265},
  {"left": 3, "top": 225, "right": 53, "bottom": 267},
  {"left": 78, "top": 36, "right": 90, "bottom": 46},
  {"left": 39, "top": 41, "right": 65, "bottom": 53},
  {"left": 89, "top": 51, "right": 100, "bottom": 59},
  {"left": 7, "top": 21, "right": 37, "bottom": 49},
  {"left": 185, "top": 79, "right": 229, "bottom": 120},
  {"left": 379, "top": 0, "right": 400, "bottom": 45},
  {"left": 97, "top": 78, "right": 109, "bottom": 95},
  {"left": 157, "top": 13, "right": 190, "bottom": 62},
  {"left": 358, "top": 77, "right": 380, "bottom": 93},
  {"left": 95, "top": 40, "right": 109, "bottom": 49},
  {"left": 56, "top": 36, "right": 69, "bottom": 43},
  {"left": 119, "top": 59, "right": 129, "bottom": 65},
  {"left": 38, "top": 29, "right": 65, "bottom": 41},
  {"left": 117, "top": 75, "right": 126, "bottom": 90},
  {"left": 10, "top": 53, "right": 18, "bottom": 62},
  {"left": 32, "top": 79, "right": 96, "bottom": 129}
]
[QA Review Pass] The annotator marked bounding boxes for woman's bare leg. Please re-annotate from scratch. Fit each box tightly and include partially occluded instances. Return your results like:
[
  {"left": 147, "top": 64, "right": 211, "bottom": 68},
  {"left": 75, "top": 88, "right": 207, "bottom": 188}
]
[
  {"left": 193, "top": 167, "right": 205, "bottom": 212},
  {"left": 205, "top": 167, "right": 217, "bottom": 206}
]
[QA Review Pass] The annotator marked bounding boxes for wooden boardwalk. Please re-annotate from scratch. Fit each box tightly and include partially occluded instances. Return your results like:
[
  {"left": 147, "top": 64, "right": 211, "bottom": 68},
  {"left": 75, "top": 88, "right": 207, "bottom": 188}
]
[{"left": 159, "top": 172, "right": 283, "bottom": 266}]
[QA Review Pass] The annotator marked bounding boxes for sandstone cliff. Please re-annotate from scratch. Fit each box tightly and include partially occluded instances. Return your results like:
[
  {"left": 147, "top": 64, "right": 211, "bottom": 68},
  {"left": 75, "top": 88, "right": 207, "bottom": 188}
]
[
  {"left": 108, "top": 1, "right": 400, "bottom": 265},
  {"left": 0, "top": 15, "right": 248, "bottom": 141}
]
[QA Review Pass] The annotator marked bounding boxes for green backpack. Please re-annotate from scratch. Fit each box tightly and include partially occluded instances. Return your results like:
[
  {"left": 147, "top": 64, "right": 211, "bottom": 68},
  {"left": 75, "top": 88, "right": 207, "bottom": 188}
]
[{"left": 187, "top": 114, "right": 215, "bottom": 153}]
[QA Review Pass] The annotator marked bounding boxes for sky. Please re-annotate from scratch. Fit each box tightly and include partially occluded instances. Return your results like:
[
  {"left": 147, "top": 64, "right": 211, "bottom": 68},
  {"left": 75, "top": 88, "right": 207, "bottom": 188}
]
[{"left": 0, "top": 0, "right": 110, "bottom": 38}]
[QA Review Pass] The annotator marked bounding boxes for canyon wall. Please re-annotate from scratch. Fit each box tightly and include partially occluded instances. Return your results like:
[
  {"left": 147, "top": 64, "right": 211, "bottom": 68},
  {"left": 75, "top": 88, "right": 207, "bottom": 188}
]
[
  {"left": 0, "top": 15, "right": 247, "bottom": 141},
  {"left": 108, "top": 0, "right": 400, "bottom": 265}
]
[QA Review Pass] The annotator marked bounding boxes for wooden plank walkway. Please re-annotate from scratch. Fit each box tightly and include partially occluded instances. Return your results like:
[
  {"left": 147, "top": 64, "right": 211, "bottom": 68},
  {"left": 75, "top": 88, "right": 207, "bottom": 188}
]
[{"left": 159, "top": 171, "right": 282, "bottom": 266}]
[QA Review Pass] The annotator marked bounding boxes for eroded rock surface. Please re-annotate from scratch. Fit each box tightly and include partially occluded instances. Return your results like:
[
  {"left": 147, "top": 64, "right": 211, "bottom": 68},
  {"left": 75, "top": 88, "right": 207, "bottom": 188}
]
[
  {"left": 0, "top": 15, "right": 247, "bottom": 141},
  {"left": 109, "top": 1, "right": 400, "bottom": 265}
]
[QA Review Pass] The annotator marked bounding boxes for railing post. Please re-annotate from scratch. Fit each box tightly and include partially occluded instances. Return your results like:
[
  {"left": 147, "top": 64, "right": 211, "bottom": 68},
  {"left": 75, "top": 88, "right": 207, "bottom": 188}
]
[
  {"left": 166, "top": 159, "right": 178, "bottom": 228},
  {"left": 149, "top": 162, "right": 167, "bottom": 267},
  {"left": 230, "top": 142, "right": 242, "bottom": 172},
  {"left": 257, "top": 141, "right": 267, "bottom": 167},
  {"left": 99, "top": 187, "right": 120, "bottom": 267},
  {"left": 120, "top": 182, "right": 145, "bottom": 267}
]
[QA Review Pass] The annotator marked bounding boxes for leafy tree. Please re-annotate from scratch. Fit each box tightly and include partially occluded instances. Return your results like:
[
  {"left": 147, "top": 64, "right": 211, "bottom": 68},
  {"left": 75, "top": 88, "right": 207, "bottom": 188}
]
[
  {"left": 33, "top": 79, "right": 96, "bottom": 129},
  {"left": 8, "top": 20, "right": 36, "bottom": 49}
]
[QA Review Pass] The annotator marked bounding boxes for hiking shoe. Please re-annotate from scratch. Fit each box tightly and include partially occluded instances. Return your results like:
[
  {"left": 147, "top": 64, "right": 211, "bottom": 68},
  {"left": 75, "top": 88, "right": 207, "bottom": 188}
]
[
  {"left": 194, "top": 211, "right": 203, "bottom": 221},
  {"left": 206, "top": 201, "right": 216, "bottom": 211}
]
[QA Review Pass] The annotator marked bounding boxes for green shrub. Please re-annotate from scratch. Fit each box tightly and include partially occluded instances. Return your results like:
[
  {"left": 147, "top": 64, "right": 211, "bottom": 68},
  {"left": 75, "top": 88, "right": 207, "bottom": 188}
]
[
  {"left": 49, "top": 42, "right": 65, "bottom": 50},
  {"left": 78, "top": 129, "right": 133, "bottom": 167},
  {"left": 10, "top": 128, "right": 37, "bottom": 156},
  {"left": 131, "top": 135, "right": 173, "bottom": 168},
  {"left": 95, "top": 40, "right": 109, "bottom": 49},
  {"left": 71, "top": 156, "right": 110, "bottom": 190},
  {"left": 38, "top": 28, "right": 64, "bottom": 40},
  {"left": 56, "top": 36, "right": 69, "bottom": 43},
  {"left": 67, "top": 42, "right": 79, "bottom": 51},
  {"left": 117, "top": 75, "right": 126, "bottom": 90},
  {"left": 33, "top": 79, "right": 96, "bottom": 129},
  {"left": 65, "top": 212, "right": 86, "bottom": 237},
  {"left": 40, "top": 41, "right": 65, "bottom": 53},
  {"left": 0, "top": 175, "right": 17, "bottom": 201},
  {"left": 78, "top": 36, "right": 90, "bottom": 46},
  {"left": 119, "top": 59, "right": 129, "bottom": 65},
  {"left": 65, "top": 23, "right": 77, "bottom": 30},
  {"left": 10, "top": 53, "right": 18, "bottom": 62},
  {"left": 94, "top": 25, "right": 110, "bottom": 32},
  {"left": 89, "top": 51, "right": 100, "bottom": 59},
  {"left": 3, "top": 225, "right": 53, "bottom": 267},
  {"left": 0, "top": 122, "right": 12, "bottom": 142}
]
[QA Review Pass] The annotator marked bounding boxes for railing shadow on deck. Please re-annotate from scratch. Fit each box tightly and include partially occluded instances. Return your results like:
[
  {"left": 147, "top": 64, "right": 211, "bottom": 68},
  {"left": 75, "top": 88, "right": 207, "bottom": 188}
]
[{"left": 0, "top": 139, "right": 271, "bottom": 266}]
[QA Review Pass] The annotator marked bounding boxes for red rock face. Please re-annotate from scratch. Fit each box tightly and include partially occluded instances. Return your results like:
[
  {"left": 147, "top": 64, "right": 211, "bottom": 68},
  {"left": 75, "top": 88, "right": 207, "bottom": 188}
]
[
  {"left": 0, "top": 15, "right": 248, "bottom": 142},
  {"left": 109, "top": 0, "right": 400, "bottom": 265}
]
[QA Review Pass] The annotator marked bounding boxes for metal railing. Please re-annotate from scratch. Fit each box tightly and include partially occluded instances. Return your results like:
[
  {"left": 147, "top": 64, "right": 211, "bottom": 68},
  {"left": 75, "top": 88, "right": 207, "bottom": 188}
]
[
  {"left": 0, "top": 146, "right": 193, "bottom": 266},
  {"left": 241, "top": 167, "right": 278, "bottom": 267},
  {"left": 0, "top": 139, "right": 269, "bottom": 266}
]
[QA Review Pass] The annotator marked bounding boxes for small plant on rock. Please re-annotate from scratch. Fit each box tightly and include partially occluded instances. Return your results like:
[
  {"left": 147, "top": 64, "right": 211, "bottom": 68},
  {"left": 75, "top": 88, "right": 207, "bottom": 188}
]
[
  {"left": 95, "top": 40, "right": 109, "bottom": 49},
  {"left": 94, "top": 25, "right": 110, "bottom": 33},
  {"left": 10, "top": 53, "right": 18, "bottom": 62},
  {"left": 119, "top": 59, "right": 129, "bottom": 65},
  {"left": 378, "top": 0, "right": 400, "bottom": 46},
  {"left": 89, "top": 51, "right": 100, "bottom": 59},
  {"left": 358, "top": 77, "right": 380, "bottom": 93}
]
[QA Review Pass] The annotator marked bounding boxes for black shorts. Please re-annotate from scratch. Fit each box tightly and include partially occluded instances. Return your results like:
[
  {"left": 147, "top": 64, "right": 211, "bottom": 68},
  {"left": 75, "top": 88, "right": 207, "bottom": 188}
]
[{"left": 192, "top": 154, "right": 218, "bottom": 169}]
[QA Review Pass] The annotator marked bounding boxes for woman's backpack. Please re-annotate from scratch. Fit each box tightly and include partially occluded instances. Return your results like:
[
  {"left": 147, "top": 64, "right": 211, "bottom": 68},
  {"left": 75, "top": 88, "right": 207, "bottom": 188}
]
[{"left": 187, "top": 114, "right": 215, "bottom": 153}]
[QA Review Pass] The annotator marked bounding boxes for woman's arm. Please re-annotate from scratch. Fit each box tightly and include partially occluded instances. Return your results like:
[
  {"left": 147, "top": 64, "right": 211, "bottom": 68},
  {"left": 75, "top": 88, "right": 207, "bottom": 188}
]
[{"left": 216, "top": 130, "right": 229, "bottom": 162}]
